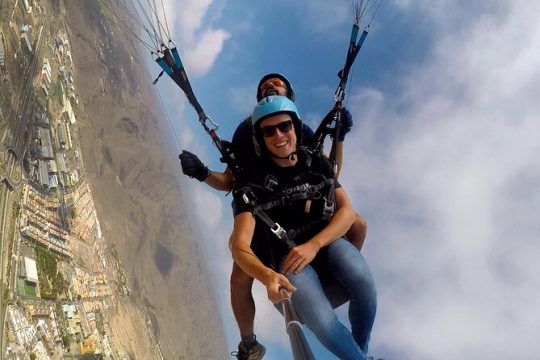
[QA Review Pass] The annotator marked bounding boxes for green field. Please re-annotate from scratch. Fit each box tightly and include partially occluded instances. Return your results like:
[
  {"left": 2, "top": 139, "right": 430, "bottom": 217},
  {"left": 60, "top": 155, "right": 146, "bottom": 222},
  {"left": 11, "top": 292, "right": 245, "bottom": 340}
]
[{"left": 16, "top": 278, "right": 37, "bottom": 297}]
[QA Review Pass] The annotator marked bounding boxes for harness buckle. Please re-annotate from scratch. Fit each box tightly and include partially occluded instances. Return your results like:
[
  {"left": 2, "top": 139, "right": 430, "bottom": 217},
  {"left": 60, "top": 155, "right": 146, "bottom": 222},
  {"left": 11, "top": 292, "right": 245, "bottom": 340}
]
[
  {"left": 281, "top": 195, "right": 292, "bottom": 206},
  {"left": 264, "top": 175, "right": 278, "bottom": 192},
  {"left": 239, "top": 187, "right": 256, "bottom": 204},
  {"left": 271, "top": 223, "right": 287, "bottom": 239},
  {"left": 322, "top": 197, "right": 335, "bottom": 217}
]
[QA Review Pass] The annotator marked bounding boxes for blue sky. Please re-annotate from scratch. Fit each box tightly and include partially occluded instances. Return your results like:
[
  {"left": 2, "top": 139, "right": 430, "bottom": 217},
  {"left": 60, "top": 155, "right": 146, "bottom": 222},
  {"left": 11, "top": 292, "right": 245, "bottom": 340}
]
[{"left": 134, "top": 1, "right": 540, "bottom": 359}]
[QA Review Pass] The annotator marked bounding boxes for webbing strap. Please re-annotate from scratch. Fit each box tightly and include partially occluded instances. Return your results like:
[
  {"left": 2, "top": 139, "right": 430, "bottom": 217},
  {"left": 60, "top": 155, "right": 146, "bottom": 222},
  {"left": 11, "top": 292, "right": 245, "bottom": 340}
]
[
  {"left": 252, "top": 207, "right": 296, "bottom": 249},
  {"left": 253, "top": 206, "right": 328, "bottom": 249},
  {"left": 257, "top": 179, "right": 335, "bottom": 212},
  {"left": 286, "top": 219, "right": 329, "bottom": 242},
  {"left": 235, "top": 151, "right": 336, "bottom": 250}
]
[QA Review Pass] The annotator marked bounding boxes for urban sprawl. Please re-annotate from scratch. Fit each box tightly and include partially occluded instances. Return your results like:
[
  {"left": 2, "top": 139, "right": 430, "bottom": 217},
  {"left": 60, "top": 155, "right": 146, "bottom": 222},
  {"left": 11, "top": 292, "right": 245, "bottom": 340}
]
[{"left": 1, "top": 1, "right": 137, "bottom": 359}]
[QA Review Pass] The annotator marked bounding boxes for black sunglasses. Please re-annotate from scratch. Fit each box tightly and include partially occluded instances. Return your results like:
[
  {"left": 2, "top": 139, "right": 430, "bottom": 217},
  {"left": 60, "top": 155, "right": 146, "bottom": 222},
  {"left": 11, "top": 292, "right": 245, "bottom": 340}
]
[{"left": 260, "top": 120, "right": 293, "bottom": 137}]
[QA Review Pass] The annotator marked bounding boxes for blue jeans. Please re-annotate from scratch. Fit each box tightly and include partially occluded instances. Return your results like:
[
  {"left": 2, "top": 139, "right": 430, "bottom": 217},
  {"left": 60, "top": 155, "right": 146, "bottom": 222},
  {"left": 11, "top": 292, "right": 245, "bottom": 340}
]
[{"left": 283, "top": 238, "right": 377, "bottom": 360}]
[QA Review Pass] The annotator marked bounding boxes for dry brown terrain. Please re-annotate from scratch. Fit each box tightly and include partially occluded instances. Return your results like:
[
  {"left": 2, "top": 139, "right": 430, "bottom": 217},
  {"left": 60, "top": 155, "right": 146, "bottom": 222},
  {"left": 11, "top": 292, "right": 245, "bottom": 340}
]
[{"left": 64, "top": 1, "right": 227, "bottom": 359}]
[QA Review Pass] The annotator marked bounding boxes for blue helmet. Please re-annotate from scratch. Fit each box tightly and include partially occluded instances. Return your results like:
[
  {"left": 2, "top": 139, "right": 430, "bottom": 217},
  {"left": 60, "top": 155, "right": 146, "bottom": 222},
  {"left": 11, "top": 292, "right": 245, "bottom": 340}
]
[
  {"left": 252, "top": 95, "right": 304, "bottom": 152},
  {"left": 256, "top": 73, "right": 295, "bottom": 102},
  {"left": 252, "top": 95, "right": 300, "bottom": 128}
]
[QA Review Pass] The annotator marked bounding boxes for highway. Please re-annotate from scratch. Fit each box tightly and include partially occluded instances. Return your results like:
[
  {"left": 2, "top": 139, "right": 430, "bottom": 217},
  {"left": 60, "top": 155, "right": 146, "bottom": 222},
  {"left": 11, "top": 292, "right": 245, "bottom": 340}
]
[{"left": 0, "top": 23, "right": 46, "bottom": 356}]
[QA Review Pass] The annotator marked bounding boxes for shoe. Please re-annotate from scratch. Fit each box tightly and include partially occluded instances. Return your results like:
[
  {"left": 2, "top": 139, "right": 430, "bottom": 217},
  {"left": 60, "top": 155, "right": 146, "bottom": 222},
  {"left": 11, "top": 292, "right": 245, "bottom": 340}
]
[{"left": 231, "top": 339, "right": 266, "bottom": 360}]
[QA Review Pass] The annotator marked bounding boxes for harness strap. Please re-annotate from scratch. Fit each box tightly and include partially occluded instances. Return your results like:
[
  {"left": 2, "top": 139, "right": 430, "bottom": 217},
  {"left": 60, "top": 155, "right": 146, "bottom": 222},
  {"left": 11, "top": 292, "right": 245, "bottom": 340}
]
[
  {"left": 239, "top": 189, "right": 330, "bottom": 249},
  {"left": 285, "top": 219, "right": 328, "bottom": 242},
  {"left": 236, "top": 186, "right": 297, "bottom": 249},
  {"left": 252, "top": 206, "right": 296, "bottom": 249},
  {"left": 253, "top": 207, "right": 329, "bottom": 248},
  {"left": 251, "top": 178, "right": 335, "bottom": 247},
  {"left": 257, "top": 179, "right": 335, "bottom": 211},
  {"left": 235, "top": 149, "right": 337, "bottom": 250},
  {"left": 322, "top": 181, "right": 336, "bottom": 219}
]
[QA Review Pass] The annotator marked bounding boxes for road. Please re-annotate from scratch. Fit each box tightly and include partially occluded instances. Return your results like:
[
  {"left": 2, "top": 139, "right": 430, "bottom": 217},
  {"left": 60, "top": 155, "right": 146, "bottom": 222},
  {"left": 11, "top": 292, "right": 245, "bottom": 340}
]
[{"left": 0, "top": 23, "right": 46, "bottom": 357}]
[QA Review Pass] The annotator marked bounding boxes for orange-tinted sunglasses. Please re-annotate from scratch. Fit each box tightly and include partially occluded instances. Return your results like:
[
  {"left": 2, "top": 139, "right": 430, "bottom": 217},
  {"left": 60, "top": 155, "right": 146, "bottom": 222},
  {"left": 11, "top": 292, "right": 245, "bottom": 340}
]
[{"left": 259, "top": 78, "right": 287, "bottom": 91}]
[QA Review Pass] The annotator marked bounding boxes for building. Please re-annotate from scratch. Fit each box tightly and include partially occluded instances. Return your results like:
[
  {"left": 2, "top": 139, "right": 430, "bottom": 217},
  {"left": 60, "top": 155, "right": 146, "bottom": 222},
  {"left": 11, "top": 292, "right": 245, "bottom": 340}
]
[
  {"left": 20, "top": 185, "right": 72, "bottom": 258},
  {"left": 21, "top": 32, "right": 33, "bottom": 53},
  {"left": 38, "top": 160, "right": 49, "bottom": 187},
  {"left": 40, "top": 59, "right": 52, "bottom": 92},
  {"left": 80, "top": 335, "right": 96, "bottom": 354},
  {"left": 55, "top": 152, "right": 68, "bottom": 172},
  {"left": 56, "top": 122, "right": 66, "bottom": 148},
  {"left": 21, "top": 0, "right": 32, "bottom": 14},
  {"left": 26, "top": 303, "right": 52, "bottom": 319},
  {"left": 38, "top": 127, "right": 54, "bottom": 159},
  {"left": 23, "top": 257, "right": 39, "bottom": 283},
  {"left": 8, "top": 306, "right": 37, "bottom": 349},
  {"left": 36, "top": 112, "right": 50, "bottom": 127},
  {"left": 47, "top": 160, "right": 59, "bottom": 188},
  {"left": 21, "top": 25, "right": 33, "bottom": 53},
  {"left": 55, "top": 120, "right": 73, "bottom": 150},
  {"left": 62, "top": 304, "right": 83, "bottom": 339},
  {"left": 43, "top": 59, "right": 52, "bottom": 82},
  {"left": 75, "top": 354, "right": 104, "bottom": 360},
  {"left": 62, "top": 98, "right": 77, "bottom": 124},
  {"left": 0, "top": 32, "right": 6, "bottom": 70}
]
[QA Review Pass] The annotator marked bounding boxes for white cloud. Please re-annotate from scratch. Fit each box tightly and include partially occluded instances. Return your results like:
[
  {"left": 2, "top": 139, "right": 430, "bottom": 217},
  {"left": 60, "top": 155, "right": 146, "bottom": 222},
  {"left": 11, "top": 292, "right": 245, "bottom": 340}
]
[
  {"left": 183, "top": 28, "right": 231, "bottom": 77},
  {"left": 168, "top": 1, "right": 540, "bottom": 358},
  {"left": 192, "top": 187, "right": 223, "bottom": 228},
  {"left": 166, "top": 0, "right": 213, "bottom": 43},
  {"left": 291, "top": 0, "right": 391, "bottom": 40},
  {"left": 339, "top": 1, "right": 540, "bottom": 358},
  {"left": 178, "top": 127, "right": 195, "bottom": 150},
  {"left": 162, "top": 0, "right": 230, "bottom": 76}
]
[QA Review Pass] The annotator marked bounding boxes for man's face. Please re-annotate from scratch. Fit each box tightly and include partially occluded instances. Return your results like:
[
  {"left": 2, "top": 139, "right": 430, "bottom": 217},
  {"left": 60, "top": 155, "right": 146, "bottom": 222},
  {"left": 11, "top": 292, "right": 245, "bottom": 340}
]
[
  {"left": 260, "top": 114, "right": 297, "bottom": 159},
  {"left": 259, "top": 78, "right": 288, "bottom": 98}
]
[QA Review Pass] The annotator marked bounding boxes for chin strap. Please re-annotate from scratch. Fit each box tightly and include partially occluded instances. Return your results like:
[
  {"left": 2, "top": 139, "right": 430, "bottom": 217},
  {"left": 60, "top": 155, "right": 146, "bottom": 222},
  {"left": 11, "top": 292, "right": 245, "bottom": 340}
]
[{"left": 270, "top": 151, "right": 298, "bottom": 161}]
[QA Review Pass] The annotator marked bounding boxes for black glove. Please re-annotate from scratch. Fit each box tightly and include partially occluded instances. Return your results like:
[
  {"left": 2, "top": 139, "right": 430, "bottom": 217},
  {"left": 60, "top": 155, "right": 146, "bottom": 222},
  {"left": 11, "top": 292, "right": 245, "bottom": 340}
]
[
  {"left": 337, "top": 107, "right": 353, "bottom": 141},
  {"left": 179, "top": 150, "right": 210, "bottom": 182}
]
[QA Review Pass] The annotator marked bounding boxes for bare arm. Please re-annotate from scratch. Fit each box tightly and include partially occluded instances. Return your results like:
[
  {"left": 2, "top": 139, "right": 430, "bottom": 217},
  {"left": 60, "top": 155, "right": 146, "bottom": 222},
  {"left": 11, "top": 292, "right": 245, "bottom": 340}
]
[
  {"left": 282, "top": 187, "right": 355, "bottom": 275},
  {"left": 309, "top": 187, "right": 355, "bottom": 247},
  {"left": 230, "top": 212, "right": 296, "bottom": 303},
  {"left": 204, "top": 167, "right": 234, "bottom": 191},
  {"left": 329, "top": 141, "right": 344, "bottom": 179}
]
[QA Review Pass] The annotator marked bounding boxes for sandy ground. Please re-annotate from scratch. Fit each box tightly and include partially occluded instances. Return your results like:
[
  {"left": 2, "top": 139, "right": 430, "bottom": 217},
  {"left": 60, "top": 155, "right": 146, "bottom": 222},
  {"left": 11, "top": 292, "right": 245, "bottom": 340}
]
[
  {"left": 107, "top": 297, "right": 163, "bottom": 359},
  {"left": 64, "top": 2, "right": 227, "bottom": 359}
]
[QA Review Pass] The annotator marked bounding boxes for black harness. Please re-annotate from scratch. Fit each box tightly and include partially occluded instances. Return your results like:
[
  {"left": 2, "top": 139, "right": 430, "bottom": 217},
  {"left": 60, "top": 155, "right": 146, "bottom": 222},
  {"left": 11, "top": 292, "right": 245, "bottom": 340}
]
[{"left": 235, "top": 148, "right": 336, "bottom": 250}]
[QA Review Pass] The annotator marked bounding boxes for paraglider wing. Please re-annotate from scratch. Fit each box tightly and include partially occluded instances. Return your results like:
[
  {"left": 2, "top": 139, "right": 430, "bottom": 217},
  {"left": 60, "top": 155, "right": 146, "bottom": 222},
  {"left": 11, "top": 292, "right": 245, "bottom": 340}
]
[{"left": 155, "top": 45, "right": 207, "bottom": 120}]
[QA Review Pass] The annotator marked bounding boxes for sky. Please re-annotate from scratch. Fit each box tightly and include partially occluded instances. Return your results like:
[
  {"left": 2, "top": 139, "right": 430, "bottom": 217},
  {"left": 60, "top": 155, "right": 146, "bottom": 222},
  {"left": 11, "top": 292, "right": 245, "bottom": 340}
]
[{"left": 131, "top": 1, "right": 540, "bottom": 359}]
